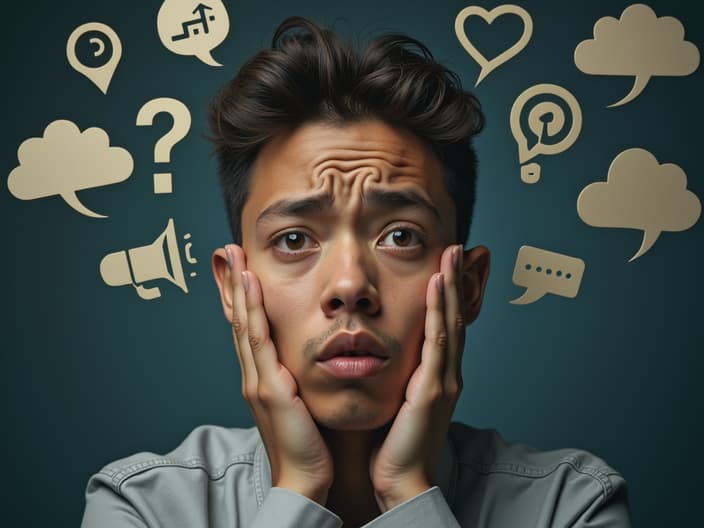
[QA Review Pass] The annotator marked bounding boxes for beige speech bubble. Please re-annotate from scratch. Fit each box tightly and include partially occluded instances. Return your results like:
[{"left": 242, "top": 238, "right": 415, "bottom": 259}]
[
  {"left": 7, "top": 120, "right": 133, "bottom": 218},
  {"left": 574, "top": 4, "right": 700, "bottom": 107},
  {"left": 66, "top": 22, "right": 122, "bottom": 94},
  {"left": 157, "top": 0, "right": 230, "bottom": 67},
  {"left": 510, "top": 246, "right": 585, "bottom": 305},
  {"left": 455, "top": 4, "right": 533, "bottom": 86},
  {"left": 577, "top": 148, "right": 701, "bottom": 262},
  {"left": 510, "top": 83, "right": 583, "bottom": 168}
]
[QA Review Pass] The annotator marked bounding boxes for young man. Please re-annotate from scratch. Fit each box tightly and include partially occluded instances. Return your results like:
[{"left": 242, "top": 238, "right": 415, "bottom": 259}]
[{"left": 82, "top": 17, "right": 630, "bottom": 527}]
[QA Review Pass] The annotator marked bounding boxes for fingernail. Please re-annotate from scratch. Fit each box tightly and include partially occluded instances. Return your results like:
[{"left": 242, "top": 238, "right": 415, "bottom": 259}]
[
  {"left": 225, "top": 246, "right": 234, "bottom": 268},
  {"left": 453, "top": 245, "right": 462, "bottom": 270},
  {"left": 241, "top": 271, "right": 250, "bottom": 293},
  {"left": 436, "top": 273, "right": 444, "bottom": 293}
]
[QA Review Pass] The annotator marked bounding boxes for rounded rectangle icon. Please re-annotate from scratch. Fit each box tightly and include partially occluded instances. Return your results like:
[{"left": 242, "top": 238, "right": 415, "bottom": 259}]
[{"left": 510, "top": 246, "right": 585, "bottom": 305}]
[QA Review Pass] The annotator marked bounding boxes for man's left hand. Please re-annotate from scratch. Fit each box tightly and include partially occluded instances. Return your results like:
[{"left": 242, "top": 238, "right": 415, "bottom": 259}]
[{"left": 370, "top": 244, "right": 466, "bottom": 511}]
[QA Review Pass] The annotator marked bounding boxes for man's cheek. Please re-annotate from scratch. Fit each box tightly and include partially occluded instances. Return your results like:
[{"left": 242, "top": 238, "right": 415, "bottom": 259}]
[
  {"left": 259, "top": 281, "right": 284, "bottom": 344},
  {"left": 407, "top": 276, "right": 433, "bottom": 322},
  {"left": 412, "top": 281, "right": 433, "bottom": 337},
  {"left": 260, "top": 280, "right": 307, "bottom": 351},
  {"left": 396, "top": 288, "right": 429, "bottom": 353}
]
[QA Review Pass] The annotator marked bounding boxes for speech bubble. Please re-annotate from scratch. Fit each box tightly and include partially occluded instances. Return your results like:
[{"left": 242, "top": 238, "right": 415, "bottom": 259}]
[
  {"left": 574, "top": 4, "right": 700, "bottom": 108},
  {"left": 157, "top": 0, "right": 230, "bottom": 67},
  {"left": 510, "top": 246, "right": 585, "bottom": 305},
  {"left": 577, "top": 148, "right": 701, "bottom": 262},
  {"left": 67, "top": 22, "right": 122, "bottom": 94},
  {"left": 510, "top": 84, "right": 583, "bottom": 165},
  {"left": 7, "top": 120, "right": 133, "bottom": 218},
  {"left": 455, "top": 4, "right": 533, "bottom": 86}
]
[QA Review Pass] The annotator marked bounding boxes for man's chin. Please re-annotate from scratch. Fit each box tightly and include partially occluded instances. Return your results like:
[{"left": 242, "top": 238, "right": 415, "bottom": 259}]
[
  {"left": 309, "top": 399, "right": 398, "bottom": 432},
  {"left": 316, "top": 417, "right": 389, "bottom": 432}
]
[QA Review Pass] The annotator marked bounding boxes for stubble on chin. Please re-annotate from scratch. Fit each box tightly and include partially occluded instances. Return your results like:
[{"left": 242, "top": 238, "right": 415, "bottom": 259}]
[
  {"left": 283, "top": 317, "right": 408, "bottom": 431},
  {"left": 312, "top": 393, "right": 398, "bottom": 432}
]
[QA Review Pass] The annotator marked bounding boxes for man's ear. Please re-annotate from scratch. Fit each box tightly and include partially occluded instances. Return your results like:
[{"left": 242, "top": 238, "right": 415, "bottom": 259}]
[
  {"left": 212, "top": 247, "right": 235, "bottom": 323},
  {"left": 461, "top": 245, "right": 490, "bottom": 325}
]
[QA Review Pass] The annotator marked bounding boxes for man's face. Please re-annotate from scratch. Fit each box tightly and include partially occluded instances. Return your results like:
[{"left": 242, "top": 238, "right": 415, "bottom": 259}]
[{"left": 240, "top": 120, "right": 457, "bottom": 431}]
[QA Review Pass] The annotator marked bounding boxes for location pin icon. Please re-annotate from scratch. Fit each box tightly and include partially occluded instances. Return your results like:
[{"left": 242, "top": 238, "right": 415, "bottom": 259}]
[{"left": 67, "top": 22, "right": 122, "bottom": 94}]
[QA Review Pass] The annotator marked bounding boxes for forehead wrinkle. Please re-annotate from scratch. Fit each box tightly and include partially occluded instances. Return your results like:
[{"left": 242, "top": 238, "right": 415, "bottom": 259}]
[
  {"left": 310, "top": 146, "right": 410, "bottom": 164},
  {"left": 310, "top": 153, "right": 420, "bottom": 187},
  {"left": 246, "top": 121, "right": 455, "bottom": 241}
]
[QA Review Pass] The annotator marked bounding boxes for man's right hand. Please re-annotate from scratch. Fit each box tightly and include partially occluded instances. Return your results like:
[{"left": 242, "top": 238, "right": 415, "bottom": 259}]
[{"left": 225, "top": 244, "right": 333, "bottom": 505}]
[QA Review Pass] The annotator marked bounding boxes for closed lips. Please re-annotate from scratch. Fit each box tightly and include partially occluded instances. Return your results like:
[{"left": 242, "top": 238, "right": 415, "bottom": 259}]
[{"left": 317, "top": 332, "right": 389, "bottom": 361}]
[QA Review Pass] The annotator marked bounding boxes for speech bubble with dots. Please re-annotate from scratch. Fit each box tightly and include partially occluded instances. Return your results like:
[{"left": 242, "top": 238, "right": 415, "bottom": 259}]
[{"left": 510, "top": 246, "right": 585, "bottom": 305}]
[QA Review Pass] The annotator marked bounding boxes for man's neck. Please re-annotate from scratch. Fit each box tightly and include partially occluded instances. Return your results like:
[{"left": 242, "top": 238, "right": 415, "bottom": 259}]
[{"left": 321, "top": 428, "right": 382, "bottom": 527}]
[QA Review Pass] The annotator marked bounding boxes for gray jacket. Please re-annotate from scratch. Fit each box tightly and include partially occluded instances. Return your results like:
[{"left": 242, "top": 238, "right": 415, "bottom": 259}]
[{"left": 81, "top": 422, "right": 630, "bottom": 527}]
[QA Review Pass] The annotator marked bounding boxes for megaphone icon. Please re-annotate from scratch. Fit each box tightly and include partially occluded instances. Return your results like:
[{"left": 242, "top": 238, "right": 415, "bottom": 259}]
[{"left": 100, "top": 218, "right": 189, "bottom": 300}]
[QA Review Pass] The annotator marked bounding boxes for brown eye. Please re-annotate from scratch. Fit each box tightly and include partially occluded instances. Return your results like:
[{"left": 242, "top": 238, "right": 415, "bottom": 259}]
[
  {"left": 273, "top": 231, "right": 314, "bottom": 254},
  {"left": 380, "top": 228, "right": 421, "bottom": 248},
  {"left": 391, "top": 229, "right": 411, "bottom": 246},
  {"left": 284, "top": 232, "right": 305, "bottom": 250}
]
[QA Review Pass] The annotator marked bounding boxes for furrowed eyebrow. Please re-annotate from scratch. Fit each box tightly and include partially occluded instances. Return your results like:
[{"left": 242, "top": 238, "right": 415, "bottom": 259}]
[
  {"left": 364, "top": 189, "right": 441, "bottom": 221},
  {"left": 255, "top": 188, "right": 440, "bottom": 227},
  {"left": 256, "top": 193, "right": 335, "bottom": 227}
]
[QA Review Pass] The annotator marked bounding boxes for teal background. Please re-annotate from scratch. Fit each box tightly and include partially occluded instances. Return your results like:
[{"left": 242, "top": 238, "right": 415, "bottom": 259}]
[{"left": 2, "top": 1, "right": 701, "bottom": 525}]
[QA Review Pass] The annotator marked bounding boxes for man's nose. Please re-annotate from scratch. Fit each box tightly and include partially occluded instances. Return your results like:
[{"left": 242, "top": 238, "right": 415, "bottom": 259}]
[{"left": 319, "top": 236, "right": 381, "bottom": 318}]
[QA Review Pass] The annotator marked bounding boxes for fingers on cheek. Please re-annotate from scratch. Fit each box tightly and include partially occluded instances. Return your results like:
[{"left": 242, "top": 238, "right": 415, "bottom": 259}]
[
  {"left": 440, "top": 246, "right": 464, "bottom": 337},
  {"left": 225, "top": 245, "right": 239, "bottom": 293},
  {"left": 426, "top": 272, "right": 444, "bottom": 308},
  {"left": 425, "top": 273, "right": 447, "bottom": 345},
  {"left": 435, "top": 249, "right": 463, "bottom": 401},
  {"left": 244, "top": 274, "right": 272, "bottom": 360},
  {"left": 244, "top": 271, "right": 271, "bottom": 322},
  {"left": 232, "top": 309, "right": 247, "bottom": 339},
  {"left": 443, "top": 245, "right": 462, "bottom": 299}
]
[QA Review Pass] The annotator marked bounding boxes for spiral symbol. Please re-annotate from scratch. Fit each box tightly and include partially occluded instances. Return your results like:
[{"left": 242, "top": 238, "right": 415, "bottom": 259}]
[{"left": 510, "top": 84, "right": 583, "bottom": 183}]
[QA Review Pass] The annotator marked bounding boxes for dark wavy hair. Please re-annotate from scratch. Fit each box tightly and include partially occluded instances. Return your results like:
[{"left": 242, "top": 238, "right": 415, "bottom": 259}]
[{"left": 209, "top": 17, "right": 485, "bottom": 245}]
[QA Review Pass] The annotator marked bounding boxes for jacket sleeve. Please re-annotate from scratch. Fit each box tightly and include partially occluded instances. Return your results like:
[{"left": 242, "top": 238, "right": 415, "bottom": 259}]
[
  {"left": 563, "top": 473, "right": 631, "bottom": 527},
  {"left": 363, "top": 487, "right": 460, "bottom": 528},
  {"left": 82, "top": 475, "right": 346, "bottom": 528},
  {"left": 251, "top": 488, "right": 342, "bottom": 528},
  {"left": 81, "top": 478, "right": 148, "bottom": 528},
  {"left": 251, "top": 487, "right": 458, "bottom": 528}
]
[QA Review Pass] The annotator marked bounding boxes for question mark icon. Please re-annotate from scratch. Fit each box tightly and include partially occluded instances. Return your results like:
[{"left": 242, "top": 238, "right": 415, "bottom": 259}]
[{"left": 136, "top": 98, "right": 192, "bottom": 193}]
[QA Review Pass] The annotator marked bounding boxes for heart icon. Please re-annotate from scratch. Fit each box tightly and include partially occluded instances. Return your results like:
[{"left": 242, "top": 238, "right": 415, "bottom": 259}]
[{"left": 455, "top": 4, "right": 533, "bottom": 86}]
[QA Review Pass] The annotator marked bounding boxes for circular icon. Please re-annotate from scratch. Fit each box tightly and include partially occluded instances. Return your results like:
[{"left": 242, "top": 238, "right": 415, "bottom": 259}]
[
  {"left": 67, "top": 22, "right": 123, "bottom": 94},
  {"left": 510, "top": 84, "right": 583, "bottom": 165}
]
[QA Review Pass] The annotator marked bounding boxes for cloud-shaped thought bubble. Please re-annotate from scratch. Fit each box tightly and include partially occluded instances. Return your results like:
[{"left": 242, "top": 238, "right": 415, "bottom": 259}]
[
  {"left": 157, "top": 0, "right": 230, "bottom": 67},
  {"left": 577, "top": 148, "right": 701, "bottom": 261},
  {"left": 7, "top": 120, "right": 133, "bottom": 218},
  {"left": 574, "top": 3, "right": 700, "bottom": 107}
]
